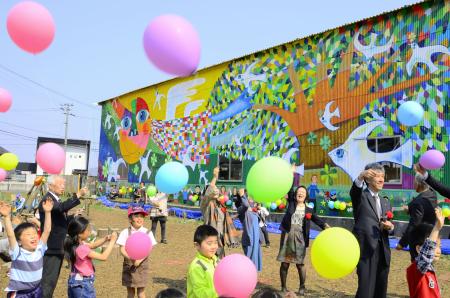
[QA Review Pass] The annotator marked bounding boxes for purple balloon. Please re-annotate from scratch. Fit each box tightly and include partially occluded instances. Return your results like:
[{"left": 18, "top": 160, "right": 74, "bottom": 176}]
[
  {"left": 143, "top": 14, "right": 201, "bottom": 77},
  {"left": 419, "top": 150, "right": 445, "bottom": 170}
]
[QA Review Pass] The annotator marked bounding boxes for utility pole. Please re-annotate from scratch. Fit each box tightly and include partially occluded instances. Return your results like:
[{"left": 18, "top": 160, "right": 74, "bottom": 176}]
[{"left": 60, "top": 103, "right": 75, "bottom": 175}]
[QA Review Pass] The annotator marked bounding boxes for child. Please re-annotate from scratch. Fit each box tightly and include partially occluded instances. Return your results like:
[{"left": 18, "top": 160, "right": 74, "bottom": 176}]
[
  {"left": 256, "top": 203, "right": 270, "bottom": 248},
  {"left": 155, "top": 288, "right": 186, "bottom": 298},
  {"left": 186, "top": 225, "right": 219, "bottom": 298},
  {"left": 117, "top": 206, "right": 157, "bottom": 298},
  {"left": 406, "top": 208, "right": 444, "bottom": 298},
  {"left": 64, "top": 216, "right": 118, "bottom": 298},
  {"left": 306, "top": 175, "right": 319, "bottom": 212},
  {"left": 0, "top": 199, "right": 53, "bottom": 298}
]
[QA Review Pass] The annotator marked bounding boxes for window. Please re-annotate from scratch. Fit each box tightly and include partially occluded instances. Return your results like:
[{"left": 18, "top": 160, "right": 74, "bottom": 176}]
[
  {"left": 218, "top": 155, "right": 243, "bottom": 181},
  {"left": 367, "top": 136, "right": 402, "bottom": 184}
]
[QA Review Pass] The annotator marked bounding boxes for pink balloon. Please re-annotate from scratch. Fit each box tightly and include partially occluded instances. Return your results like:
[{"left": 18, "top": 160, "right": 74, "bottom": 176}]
[
  {"left": 143, "top": 14, "right": 201, "bottom": 77},
  {"left": 0, "top": 88, "right": 12, "bottom": 112},
  {"left": 0, "top": 169, "right": 7, "bottom": 182},
  {"left": 36, "top": 143, "right": 65, "bottom": 174},
  {"left": 419, "top": 150, "right": 445, "bottom": 170},
  {"left": 7, "top": 1, "right": 55, "bottom": 54},
  {"left": 214, "top": 254, "right": 257, "bottom": 298},
  {"left": 223, "top": 195, "right": 229, "bottom": 202},
  {"left": 125, "top": 232, "right": 153, "bottom": 260}
]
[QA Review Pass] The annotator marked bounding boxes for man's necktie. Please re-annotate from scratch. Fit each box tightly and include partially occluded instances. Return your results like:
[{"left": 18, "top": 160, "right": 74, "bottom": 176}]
[{"left": 374, "top": 194, "right": 382, "bottom": 220}]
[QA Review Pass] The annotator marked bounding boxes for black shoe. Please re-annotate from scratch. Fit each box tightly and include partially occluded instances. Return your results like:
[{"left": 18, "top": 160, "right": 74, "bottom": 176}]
[
  {"left": 297, "top": 287, "right": 305, "bottom": 296},
  {"left": 161, "top": 239, "right": 168, "bottom": 244}
]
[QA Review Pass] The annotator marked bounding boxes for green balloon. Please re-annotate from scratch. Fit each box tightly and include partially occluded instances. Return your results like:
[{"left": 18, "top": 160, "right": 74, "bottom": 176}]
[
  {"left": 0, "top": 152, "right": 19, "bottom": 171},
  {"left": 334, "top": 201, "right": 341, "bottom": 210},
  {"left": 246, "top": 157, "right": 293, "bottom": 204},
  {"left": 146, "top": 185, "right": 157, "bottom": 197}
]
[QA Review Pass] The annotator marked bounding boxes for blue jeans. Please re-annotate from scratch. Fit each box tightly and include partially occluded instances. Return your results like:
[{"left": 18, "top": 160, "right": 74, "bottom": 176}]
[{"left": 68, "top": 275, "right": 96, "bottom": 298}]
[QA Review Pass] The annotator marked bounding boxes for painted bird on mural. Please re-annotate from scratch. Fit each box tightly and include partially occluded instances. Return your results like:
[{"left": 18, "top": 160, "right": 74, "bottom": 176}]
[
  {"left": 282, "top": 148, "right": 305, "bottom": 176},
  {"left": 328, "top": 120, "right": 413, "bottom": 181},
  {"left": 235, "top": 60, "right": 267, "bottom": 95},
  {"left": 353, "top": 32, "right": 394, "bottom": 59},
  {"left": 319, "top": 101, "right": 340, "bottom": 131},
  {"left": 165, "top": 78, "right": 206, "bottom": 120},
  {"left": 406, "top": 42, "right": 450, "bottom": 75}
]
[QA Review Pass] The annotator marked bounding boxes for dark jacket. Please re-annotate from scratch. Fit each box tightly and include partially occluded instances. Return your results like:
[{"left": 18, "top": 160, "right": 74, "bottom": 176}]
[
  {"left": 39, "top": 192, "right": 80, "bottom": 255},
  {"left": 350, "top": 182, "right": 392, "bottom": 265},
  {"left": 280, "top": 186, "right": 327, "bottom": 248},
  {"left": 399, "top": 189, "right": 437, "bottom": 259},
  {"left": 426, "top": 174, "right": 450, "bottom": 198}
]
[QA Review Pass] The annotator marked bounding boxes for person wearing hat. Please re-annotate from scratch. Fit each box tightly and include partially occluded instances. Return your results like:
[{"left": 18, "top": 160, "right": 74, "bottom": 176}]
[{"left": 117, "top": 206, "right": 157, "bottom": 298}]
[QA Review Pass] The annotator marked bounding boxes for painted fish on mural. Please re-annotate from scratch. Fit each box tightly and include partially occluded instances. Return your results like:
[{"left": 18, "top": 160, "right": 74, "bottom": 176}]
[
  {"left": 406, "top": 42, "right": 450, "bottom": 75},
  {"left": 319, "top": 101, "right": 340, "bottom": 131},
  {"left": 210, "top": 91, "right": 253, "bottom": 122},
  {"left": 328, "top": 120, "right": 413, "bottom": 181},
  {"left": 353, "top": 32, "right": 394, "bottom": 59}
]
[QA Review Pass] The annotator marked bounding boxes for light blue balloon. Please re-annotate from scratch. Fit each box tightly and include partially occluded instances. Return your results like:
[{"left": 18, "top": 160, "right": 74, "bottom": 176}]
[
  {"left": 307, "top": 202, "right": 314, "bottom": 209},
  {"left": 398, "top": 101, "right": 424, "bottom": 127},
  {"left": 270, "top": 202, "right": 277, "bottom": 210},
  {"left": 328, "top": 201, "right": 335, "bottom": 209},
  {"left": 155, "top": 162, "right": 189, "bottom": 194}
]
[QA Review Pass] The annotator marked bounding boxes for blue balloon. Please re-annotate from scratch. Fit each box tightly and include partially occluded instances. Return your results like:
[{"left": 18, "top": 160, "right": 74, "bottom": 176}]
[
  {"left": 270, "top": 202, "right": 277, "bottom": 210},
  {"left": 155, "top": 162, "right": 189, "bottom": 194},
  {"left": 328, "top": 201, "right": 335, "bottom": 209},
  {"left": 398, "top": 101, "right": 424, "bottom": 127},
  {"left": 307, "top": 202, "right": 314, "bottom": 209}
]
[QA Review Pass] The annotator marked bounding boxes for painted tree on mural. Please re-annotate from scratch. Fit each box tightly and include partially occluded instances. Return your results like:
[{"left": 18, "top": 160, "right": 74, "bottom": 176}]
[{"left": 209, "top": 0, "right": 449, "bottom": 175}]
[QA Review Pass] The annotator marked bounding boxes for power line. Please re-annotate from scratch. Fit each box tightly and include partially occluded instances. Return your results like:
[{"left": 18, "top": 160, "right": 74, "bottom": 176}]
[
  {"left": 0, "top": 129, "right": 36, "bottom": 140},
  {"left": 0, "top": 63, "right": 97, "bottom": 109},
  {"left": 0, "top": 120, "right": 64, "bottom": 138}
]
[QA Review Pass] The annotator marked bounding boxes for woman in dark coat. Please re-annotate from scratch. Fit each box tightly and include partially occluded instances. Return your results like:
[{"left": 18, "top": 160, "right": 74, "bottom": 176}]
[{"left": 278, "top": 185, "right": 329, "bottom": 296}]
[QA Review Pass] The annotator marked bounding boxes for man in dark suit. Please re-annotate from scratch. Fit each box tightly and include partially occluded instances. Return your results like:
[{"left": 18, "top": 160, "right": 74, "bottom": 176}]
[
  {"left": 39, "top": 176, "right": 87, "bottom": 298},
  {"left": 350, "top": 163, "right": 394, "bottom": 298},
  {"left": 397, "top": 174, "right": 437, "bottom": 261}
]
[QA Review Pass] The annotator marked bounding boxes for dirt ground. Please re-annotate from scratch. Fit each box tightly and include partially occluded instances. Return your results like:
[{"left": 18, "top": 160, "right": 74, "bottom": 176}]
[{"left": 1, "top": 203, "right": 449, "bottom": 298}]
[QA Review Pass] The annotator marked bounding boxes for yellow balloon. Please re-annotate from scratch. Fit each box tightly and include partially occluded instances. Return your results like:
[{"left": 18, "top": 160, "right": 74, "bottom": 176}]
[
  {"left": 0, "top": 152, "right": 19, "bottom": 170},
  {"left": 311, "top": 227, "right": 360, "bottom": 279},
  {"left": 442, "top": 208, "right": 450, "bottom": 218}
]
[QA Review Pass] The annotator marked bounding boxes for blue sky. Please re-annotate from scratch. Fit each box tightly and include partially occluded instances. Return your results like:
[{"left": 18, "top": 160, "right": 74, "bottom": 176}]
[{"left": 0, "top": 0, "right": 420, "bottom": 174}]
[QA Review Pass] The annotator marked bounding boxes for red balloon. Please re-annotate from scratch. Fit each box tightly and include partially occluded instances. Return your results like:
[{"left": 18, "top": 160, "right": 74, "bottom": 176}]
[{"left": 7, "top": 1, "right": 55, "bottom": 54}]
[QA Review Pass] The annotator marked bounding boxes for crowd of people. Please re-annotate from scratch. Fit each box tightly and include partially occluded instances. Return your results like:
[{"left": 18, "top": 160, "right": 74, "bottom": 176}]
[{"left": 0, "top": 161, "right": 447, "bottom": 297}]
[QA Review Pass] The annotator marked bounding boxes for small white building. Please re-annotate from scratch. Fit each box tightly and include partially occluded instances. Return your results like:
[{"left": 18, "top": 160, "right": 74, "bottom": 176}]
[{"left": 36, "top": 137, "right": 90, "bottom": 176}]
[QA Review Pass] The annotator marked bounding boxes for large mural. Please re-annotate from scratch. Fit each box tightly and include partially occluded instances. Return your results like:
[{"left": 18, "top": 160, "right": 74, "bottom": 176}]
[{"left": 99, "top": 1, "right": 450, "bottom": 193}]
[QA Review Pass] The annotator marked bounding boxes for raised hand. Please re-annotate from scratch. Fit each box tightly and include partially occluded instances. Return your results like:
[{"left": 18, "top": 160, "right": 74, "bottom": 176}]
[
  {"left": 0, "top": 202, "right": 12, "bottom": 217},
  {"left": 110, "top": 231, "right": 118, "bottom": 242},
  {"left": 213, "top": 167, "right": 219, "bottom": 178},
  {"left": 435, "top": 208, "right": 444, "bottom": 230},
  {"left": 414, "top": 163, "right": 426, "bottom": 175},
  {"left": 42, "top": 199, "right": 54, "bottom": 212}
]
